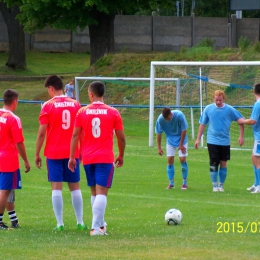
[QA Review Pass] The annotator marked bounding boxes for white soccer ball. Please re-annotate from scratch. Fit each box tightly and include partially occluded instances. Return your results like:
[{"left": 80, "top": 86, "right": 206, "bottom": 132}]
[{"left": 165, "top": 208, "right": 182, "bottom": 225}]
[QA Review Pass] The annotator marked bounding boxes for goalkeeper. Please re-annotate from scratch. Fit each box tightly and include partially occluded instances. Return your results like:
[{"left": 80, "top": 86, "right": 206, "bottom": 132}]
[{"left": 195, "top": 90, "right": 244, "bottom": 192}]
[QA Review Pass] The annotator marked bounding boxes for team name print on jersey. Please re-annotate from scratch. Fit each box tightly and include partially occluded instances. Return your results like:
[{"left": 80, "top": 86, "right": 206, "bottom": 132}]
[
  {"left": 86, "top": 109, "right": 108, "bottom": 115},
  {"left": 0, "top": 117, "right": 7, "bottom": 124},
  {"left": 54, "top": 102, "right": 75, "bottom": 108}
]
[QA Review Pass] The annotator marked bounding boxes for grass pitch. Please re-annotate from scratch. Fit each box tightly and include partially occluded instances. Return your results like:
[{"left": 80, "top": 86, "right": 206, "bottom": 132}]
[
  {"left": 0, "top": 102, "right": 259, "bottom": 260},
  {"left": 0, "top": 50, "right": 259, "bottom": 259}
]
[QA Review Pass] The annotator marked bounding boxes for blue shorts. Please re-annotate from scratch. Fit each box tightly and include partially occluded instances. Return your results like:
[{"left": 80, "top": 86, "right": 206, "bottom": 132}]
[
  {"left": 84, "top": 163, "right": 114, "bottom": 188},
  {"left": 0, "top": 169, "right": 21, "bottom": 190},
  {"left": 47, "top": 158, "right": 80, "bottom": 183}
]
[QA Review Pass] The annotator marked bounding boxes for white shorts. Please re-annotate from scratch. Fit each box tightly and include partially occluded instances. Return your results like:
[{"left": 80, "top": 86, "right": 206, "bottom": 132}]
[
  {"left": 253, "top": 140, "right": 260, "bottom": 156},
  {"left": 166, "top": 143, "right": 188, "bottom": 157}
]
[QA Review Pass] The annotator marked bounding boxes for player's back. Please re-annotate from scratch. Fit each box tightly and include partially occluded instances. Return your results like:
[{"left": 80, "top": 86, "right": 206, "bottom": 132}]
[
  {"left": 0, "top": 109, "right": 23, "bottom": 171},
  {"left": 76, "top": 102, "right": 123, "bottom": 164},
  {"left": 40, "top": 96, "right": 81, "bottom": 159}
]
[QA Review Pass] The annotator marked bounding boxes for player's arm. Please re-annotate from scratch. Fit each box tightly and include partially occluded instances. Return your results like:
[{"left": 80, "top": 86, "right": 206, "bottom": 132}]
[
  {"left": 68, "top": 127, "right": 82, "bottom": 172},
  {"left": 179, "top": 129, "right": 187, "bottom": 153},
  {"left": 16, "top": 142, "right": 30, "bottom": 173},
  {"left": 35, "top": 124, "right": 47, "bottom": 169},
  {"left": 156, "top": 133, "right": 164, "bottom": 156},
  {"left": 195, "top": 124, "right": 206, "bottom": 149},
  {"left": 237, "top": 119, "right": 245, "bottom": 146},
  {"left": 115, "top": 129, "right": 126, "bottom": 168},
  {"left": 237, "top": 118, "right": 257, "bottom": 125}
]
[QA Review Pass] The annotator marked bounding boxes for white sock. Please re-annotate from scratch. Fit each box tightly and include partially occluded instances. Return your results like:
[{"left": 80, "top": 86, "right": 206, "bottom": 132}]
[
  {"left": 71, "top": 189, "right": 83, "bottom": 225},
  {"left": 92, "top": 194, "right": 107, "bottom": 230},
  {"left": 91, "top": 195, "right": 96, "bottom": 207},
  {"left": 52, "top": 190, "right": 63, "bottom": 226}
]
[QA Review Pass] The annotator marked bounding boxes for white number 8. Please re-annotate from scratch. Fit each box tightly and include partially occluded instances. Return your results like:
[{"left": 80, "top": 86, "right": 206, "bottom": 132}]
[
  {"left": 92, "top": 117, "right": 101, "bottom": 138},
  {"left": 62, "top": 110, "right": 71, "bottom": 130}
]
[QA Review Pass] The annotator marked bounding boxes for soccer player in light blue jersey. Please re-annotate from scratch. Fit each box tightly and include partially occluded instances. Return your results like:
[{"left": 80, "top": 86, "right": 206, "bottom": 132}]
[
  {"left": 238, "top": 83, "right": 260, "bottom": 193},
  {"left": 195, "top": 90, "right": 244, "bottom": 192},
  {"left": 155, "top": 107, "right": 189, "bottom": 190}
]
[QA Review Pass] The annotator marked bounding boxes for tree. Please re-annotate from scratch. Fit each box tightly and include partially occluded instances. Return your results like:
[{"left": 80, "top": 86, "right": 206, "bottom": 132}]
[
  {"left": 0, "top": 0, "right": 26, "bottom": 69},
  {"left": 17, "top": 0, "right": 156, "bottom": 65}
]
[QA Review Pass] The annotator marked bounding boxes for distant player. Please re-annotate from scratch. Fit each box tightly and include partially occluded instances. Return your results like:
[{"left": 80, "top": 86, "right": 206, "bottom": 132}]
[
  {"left": 68, "top": 81, "right": 126, "bottom": 236},
  {"left": 155, "top": 107, "right": 189, "bottom": 190},
  {"left": 195, "top": 90, "right": 244, "bottom": 192},
  {"left": 35, "top": 75, "right": 86, "bottom": 231},
  {"left": 0, "top": 89, "right": 30, "bottom": 230},
  {"left": 238, "top": 83, "right": 260, "bottom": 193},
  {"left": 64, "top": 79, "right": 75, "bottom": 99}
]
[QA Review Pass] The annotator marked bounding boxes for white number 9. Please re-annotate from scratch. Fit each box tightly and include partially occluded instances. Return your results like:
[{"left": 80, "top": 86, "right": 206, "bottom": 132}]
[{"left": 62, "top": 110, "right": 71, "bottom": 130}]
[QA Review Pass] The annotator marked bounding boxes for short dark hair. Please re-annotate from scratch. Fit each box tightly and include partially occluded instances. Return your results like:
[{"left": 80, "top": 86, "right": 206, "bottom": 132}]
[
  {"left": 254, "top": 83, "right": 260, "bottom": 95},
  {"left": 44, "top": 75, "right": 63, "bottom": 90},
  {"left": 3, "top": 89, "right": 19, "bottom": 105},
  {"left": 89, "top": 81, "right": 105, "bottom": 97},
  {"left": 162, "top": 107, "right": 172, "bottom": 119}
]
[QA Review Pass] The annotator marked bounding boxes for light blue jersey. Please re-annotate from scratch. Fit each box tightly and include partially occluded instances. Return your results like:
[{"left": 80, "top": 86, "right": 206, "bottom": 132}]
[
  {"left": 199, "top": 103, "right": 243, "bottom": 145},
  {"left": 155, "top": 110, "right": 188, "bottom": 147},
  {"left": 64, "top": 84, "right": 75, "bottom": 98},
  {"left": 250, "top": 100, "right": 260, "bottom": 140}
]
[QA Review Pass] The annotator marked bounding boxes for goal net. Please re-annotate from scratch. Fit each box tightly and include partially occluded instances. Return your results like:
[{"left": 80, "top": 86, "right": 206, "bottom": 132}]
[
  {"left": 74, "top": 76, "right": 180, "bottom": 138},
  {"left": 149, "top": 61, "right": 260, "bottom": 149}
]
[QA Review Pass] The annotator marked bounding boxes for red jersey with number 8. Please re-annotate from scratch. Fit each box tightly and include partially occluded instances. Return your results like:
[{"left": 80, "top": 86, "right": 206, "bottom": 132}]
[
  {"left": 39, "top": 95, "right": 81, "bottom": 159},
  {"left": 74, "top": 102, "right": 124, "bottom": 164}
]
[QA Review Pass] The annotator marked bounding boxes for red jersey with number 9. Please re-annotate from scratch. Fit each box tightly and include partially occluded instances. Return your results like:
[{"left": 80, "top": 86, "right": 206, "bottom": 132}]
[
  {"left": 74, "top": 102, "right": 124, "bottom": 164},
  {"left": 39, "top": 95, "right": 81, "bottom": 159}
]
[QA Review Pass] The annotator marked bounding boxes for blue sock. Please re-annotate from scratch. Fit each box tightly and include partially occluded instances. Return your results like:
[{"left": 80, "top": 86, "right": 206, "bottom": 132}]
[
  {"left": 219, "top": 167, "right": 227, "bottom": 186},
  {"left": 167, "top": 164, "right": 174, "bottom": 186},
  {"left": 210, "top": 171, "right": 218, "bottom": 187},
  {"left": 253, "top": 166, "right": 258, "bottom": 186},
  {"left": 181, "top": 162, "right": 188, "bottom": 185},
  {"left": 256, "top": 168, "right": 260, "bottom": 187}
]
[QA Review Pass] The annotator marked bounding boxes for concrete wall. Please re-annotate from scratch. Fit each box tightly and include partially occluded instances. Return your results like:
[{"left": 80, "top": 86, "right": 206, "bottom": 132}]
[
  {"left": 153, "top": 16, "right": 192, "bottom": 51},
  {"left": 236, "top": 18, "right": 259, "bottom": 43},
  {"left": 194, "top": 17, "right": 228, "bottom": 48},
  {"left": 0, "top": 14, "right": 259, "bottom": 53},
  {"left": 114, "top": 15, "right": 152, "bottom": 52}
]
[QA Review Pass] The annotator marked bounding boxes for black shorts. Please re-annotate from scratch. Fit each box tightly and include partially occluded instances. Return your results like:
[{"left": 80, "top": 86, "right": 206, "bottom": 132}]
[{"left": 207, "top": 143, "right": 230, "bottom": 162}]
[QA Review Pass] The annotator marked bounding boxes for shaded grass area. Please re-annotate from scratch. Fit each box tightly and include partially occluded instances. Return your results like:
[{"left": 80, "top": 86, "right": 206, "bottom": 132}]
[{"left": 0, "top": 51, "right": 90, "bottom": 76}]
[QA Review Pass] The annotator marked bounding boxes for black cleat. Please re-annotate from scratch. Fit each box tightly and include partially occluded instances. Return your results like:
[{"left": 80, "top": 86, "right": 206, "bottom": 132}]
[
  {"left": 11, "top": 220, "right": 20, "bottom": 228},
  {"left": 0, "top": 222, "right": 9, "bottom": 230}
]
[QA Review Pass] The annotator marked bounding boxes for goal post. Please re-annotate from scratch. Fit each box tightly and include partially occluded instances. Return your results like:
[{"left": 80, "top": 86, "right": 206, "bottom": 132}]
[{"left": 149, "top": 61, "right": 260, "bottom": 148}]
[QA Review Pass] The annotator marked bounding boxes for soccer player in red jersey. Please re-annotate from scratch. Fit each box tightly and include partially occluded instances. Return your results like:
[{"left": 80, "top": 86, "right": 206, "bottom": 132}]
[
  {"left": 69, "top": 81, "right": 126, "bottom": 236},
  {"left": 35, "top": 75, "right": 86, "bottom": 231},
  {"left": 0, "top": 89, "right": 30, "bottom": 230}
]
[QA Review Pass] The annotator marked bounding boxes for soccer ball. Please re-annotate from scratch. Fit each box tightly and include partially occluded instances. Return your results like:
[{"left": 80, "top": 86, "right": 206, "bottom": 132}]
[{"left": 165, "top": 208, "right": 182, "bottom": 225}]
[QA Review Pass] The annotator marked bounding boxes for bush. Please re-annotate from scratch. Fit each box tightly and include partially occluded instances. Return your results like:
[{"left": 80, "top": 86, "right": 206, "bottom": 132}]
[
  {"left": 238, "top": 36, "right": 251, "bottom": 52},
  {"left": 196, "top": 37, "right": 215, "bottom": 49},
  {"left": 253, "top": 41, "right": 260, "bottom": 53}
]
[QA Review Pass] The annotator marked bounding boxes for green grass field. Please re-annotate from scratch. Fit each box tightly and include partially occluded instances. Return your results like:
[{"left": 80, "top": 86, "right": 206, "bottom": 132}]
[{"left": 1, "top": 51, "right": 260, "bottom": 259}]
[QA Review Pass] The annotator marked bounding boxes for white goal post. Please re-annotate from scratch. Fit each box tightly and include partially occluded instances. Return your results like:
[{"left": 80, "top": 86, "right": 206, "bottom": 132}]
[{"left": 149, "top": 61, "right": 260, "bottom": 147}]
